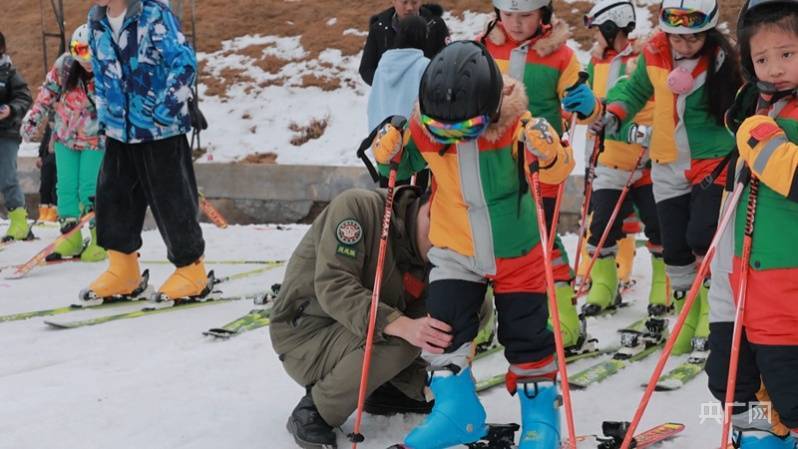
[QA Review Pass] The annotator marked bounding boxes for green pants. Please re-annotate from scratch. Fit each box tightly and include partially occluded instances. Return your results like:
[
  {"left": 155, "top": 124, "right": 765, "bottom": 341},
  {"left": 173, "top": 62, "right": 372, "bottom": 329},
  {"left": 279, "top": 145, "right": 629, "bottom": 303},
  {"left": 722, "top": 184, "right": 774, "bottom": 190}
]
[
  {"left": 278, "top": 319, "right": 426, "bottom": 427},
  {"left": 54, "top": 142, "right": 104, "bottom": 218}
]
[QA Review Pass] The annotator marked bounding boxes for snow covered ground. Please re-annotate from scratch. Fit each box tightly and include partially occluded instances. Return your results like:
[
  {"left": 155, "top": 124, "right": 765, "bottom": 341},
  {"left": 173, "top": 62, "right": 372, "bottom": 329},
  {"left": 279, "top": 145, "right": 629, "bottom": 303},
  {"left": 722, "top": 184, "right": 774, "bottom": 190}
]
[
  {"left": 20, "top": 3, "right": 658, "bottom": 167},
  {"left": 0, "top": 222, "right": 726, "bottom": 449}
]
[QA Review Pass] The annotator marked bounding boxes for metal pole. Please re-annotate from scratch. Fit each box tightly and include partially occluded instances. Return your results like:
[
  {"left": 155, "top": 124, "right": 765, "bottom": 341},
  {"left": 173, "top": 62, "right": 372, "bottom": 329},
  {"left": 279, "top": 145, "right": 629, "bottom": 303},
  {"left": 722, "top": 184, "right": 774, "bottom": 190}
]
[
  {"left": 40, "top": 0, "right": 48, "bottom": 77},
  {"left": 39, "top": 0, "right": 66, "bottom": 76}
]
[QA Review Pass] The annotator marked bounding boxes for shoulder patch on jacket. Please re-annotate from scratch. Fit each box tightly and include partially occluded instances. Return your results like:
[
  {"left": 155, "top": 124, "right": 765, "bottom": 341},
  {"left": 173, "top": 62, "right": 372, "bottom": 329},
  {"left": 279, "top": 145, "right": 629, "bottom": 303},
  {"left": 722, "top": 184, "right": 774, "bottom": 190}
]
[{"left": 336, "top": 219, "right": 363, "bottom": 245}]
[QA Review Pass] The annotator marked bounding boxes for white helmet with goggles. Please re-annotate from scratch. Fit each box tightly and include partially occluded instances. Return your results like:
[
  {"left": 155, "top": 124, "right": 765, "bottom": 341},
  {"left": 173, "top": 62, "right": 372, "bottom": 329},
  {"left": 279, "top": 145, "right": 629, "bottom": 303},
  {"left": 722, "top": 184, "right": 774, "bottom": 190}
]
[
  {"left": 659, "top": 0, "right": 719, "bottom": 34},
  {"left": 70, "top": 24, "right": 91, "bottom": 62}
]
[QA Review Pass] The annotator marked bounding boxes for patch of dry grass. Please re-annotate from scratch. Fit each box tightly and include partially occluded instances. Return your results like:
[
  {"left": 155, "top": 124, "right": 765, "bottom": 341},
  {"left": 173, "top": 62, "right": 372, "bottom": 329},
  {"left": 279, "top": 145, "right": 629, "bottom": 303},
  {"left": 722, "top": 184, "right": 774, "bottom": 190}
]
[{"left": 289, "top": 116, "right": 329, "bottom": 146}]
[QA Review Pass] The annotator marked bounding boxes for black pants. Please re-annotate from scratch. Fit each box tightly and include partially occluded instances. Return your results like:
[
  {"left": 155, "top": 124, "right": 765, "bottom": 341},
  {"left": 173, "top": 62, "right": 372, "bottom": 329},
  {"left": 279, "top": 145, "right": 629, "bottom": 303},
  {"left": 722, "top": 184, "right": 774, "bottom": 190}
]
[
  {"left": 39, "top": 152, "right": 57, "bottom": 205},
  {"left": 656, "top": 184, "right": 722, "bottom": 267},
  {"left": 96, "top": 135, "right": 204, "bottom": 267},
  {"left": 38, "top": 126, "right": 57, "bottom": 205},
  {"left": 706, "top": 322, "right": 798, "bottom": 428},
  {"left": 426, "top": 279, "right": 553, "bottom": 364},
  {"left": 588, "top": 184, "right": 661, "bottom": 251}
]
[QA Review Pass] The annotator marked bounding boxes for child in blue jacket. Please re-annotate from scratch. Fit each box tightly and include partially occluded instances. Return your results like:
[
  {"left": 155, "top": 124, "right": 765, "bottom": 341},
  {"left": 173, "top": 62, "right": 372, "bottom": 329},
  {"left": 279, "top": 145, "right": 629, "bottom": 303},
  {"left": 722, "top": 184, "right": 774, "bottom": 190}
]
[{"left": 82, "top": 0, "right": 208, "bottom": 305}]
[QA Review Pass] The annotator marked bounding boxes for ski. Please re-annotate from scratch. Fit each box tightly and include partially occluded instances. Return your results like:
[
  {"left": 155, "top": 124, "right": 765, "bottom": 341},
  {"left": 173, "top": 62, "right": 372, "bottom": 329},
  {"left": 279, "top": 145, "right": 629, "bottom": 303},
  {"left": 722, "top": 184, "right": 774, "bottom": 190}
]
[
  {"left": 202, "top": 283, "right": 280, "bottom": 339},
  {"left": 650, "top": 359, "right": 707, "bottom": 391},
  {"left": 0, "top": 296, "right": 143, "bottom": 323},
  {"left": 47, "top": 264, "right": 283, "bottom": 329},
  {"left": 476, "top": 347, "right": 618, "bottom": 393},
  {"left": 387, "top": 422, "right": 684, "bottom": 449},
  {"left": 569, "top": 317, "right": 667, "bottom": 390},
  {"left": 140, "top": 259, "right": 284, "bottom": 265},
  {"left": 0, "top": 270, "right": 152, "bottom": 323},
  {"left": 561, "top": 421, "right": 685, "bottom": 449},
  {"left": 44, "top": 291, "right": 265, "bottom": 329},
  {"left": 386, "top": 423, "right": 520, "bottom": 449},
  {"left": 203, "top": 305, "right": 272, "bottom": 339}
]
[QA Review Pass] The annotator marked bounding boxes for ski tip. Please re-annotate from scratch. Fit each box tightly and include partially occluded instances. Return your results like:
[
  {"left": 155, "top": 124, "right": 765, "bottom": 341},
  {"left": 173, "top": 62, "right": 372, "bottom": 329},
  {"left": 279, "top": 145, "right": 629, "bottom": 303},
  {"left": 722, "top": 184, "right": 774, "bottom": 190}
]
[
  {"left": 203, "top": 328, "right": 234, "bottom": 339},
  {"left": 653, "top": 380, "right": 682, "bottom": 391},
  {"left": 43, "top": 320, "right": 71, "bottom": 329}
]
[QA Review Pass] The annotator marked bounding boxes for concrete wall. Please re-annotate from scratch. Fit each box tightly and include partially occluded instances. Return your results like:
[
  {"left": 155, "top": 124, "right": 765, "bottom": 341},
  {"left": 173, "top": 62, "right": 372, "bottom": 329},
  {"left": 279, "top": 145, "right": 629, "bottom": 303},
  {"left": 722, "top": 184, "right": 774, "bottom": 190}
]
[{"left": 4, "top": 157, "right": 586, "bottom": 231}]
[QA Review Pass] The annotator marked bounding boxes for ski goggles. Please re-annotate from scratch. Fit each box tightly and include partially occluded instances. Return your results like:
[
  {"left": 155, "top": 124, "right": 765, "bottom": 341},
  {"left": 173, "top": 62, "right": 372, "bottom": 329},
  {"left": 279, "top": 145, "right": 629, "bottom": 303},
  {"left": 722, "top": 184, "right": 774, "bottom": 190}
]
[
  {"left": 70, "top": 40, "right": 91, "bottom": 62},
  {"left": 660, "top": 6, "right": 716, "bottom": 29},
  {"left": 419, "top": 114, "right": 491, "bottom": 144}
]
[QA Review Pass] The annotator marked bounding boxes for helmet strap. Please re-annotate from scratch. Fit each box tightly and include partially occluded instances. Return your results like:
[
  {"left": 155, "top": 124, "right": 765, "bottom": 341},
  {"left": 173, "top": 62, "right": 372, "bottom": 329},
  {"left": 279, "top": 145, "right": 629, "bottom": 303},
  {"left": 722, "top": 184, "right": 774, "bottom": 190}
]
[{"left": 756, "top": 80, "right": 798, "bottom": 108}]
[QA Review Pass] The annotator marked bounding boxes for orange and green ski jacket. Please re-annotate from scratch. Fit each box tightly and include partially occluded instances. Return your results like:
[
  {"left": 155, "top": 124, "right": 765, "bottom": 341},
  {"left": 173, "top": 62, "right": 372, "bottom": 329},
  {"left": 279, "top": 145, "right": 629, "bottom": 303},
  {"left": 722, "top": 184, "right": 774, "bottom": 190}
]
[
  {"left": 375, "top": 76, "right": 574, "bottom": 261},
  {"left": 729, "top": 96, "right": 798, "bottom": 345},
  {"left": 605, "top": 32, "right": 734, "bottom": 164},
  {"left": 482, "top": 19, "right": 601, "bottom": 136},
  {"left": 588, "top": 41, "right": 654, "bottom": 171}
]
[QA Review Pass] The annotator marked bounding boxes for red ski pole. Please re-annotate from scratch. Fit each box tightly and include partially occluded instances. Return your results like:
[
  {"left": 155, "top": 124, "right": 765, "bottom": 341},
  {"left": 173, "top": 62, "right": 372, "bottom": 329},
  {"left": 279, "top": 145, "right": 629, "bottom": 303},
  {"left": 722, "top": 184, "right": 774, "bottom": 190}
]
[
  {"left": 720, "top": 175, "right": 759, "bottom": 448},
  {"left": 349, "top": 117, "right": 406, "bottom": 448},
  {"left": 617, "top": 168, "right": 751, "bottom": 449},
  {"left": 571, "top": 131, "right": 602, "bottom": 289},
  {"left": 6, "top": 212, "right": 95, "bottom": 279},
  {"left": 547, "top": 72, "right": 590, "bottom": 254},
  {"left": 525, "top": 143, "right": 578, "bottom": 449},
  {"left": 574, "top": 124, "right": 649, "bottom": 300}
]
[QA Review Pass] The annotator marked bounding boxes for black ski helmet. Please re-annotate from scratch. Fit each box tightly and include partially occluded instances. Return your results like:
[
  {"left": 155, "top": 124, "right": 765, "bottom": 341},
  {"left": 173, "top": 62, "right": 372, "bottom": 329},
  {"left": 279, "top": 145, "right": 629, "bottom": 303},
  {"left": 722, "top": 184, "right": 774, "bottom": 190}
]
[
  {"left": 419, "top": 41, "right": 503, "bottom": 134},
  {"left": 737, "top": 0, "right": 798, "bottom": 80}
]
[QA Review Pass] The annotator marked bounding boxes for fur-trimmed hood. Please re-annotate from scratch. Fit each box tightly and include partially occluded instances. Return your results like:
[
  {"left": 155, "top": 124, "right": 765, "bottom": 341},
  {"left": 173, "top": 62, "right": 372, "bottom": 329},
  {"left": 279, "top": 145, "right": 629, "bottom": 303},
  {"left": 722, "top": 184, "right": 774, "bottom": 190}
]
[
  {"left": 485, "top": 18, "right": 571, "bottom": 57},
  {"left": 411, "top": 74, "right": 529, "bottom": 144}
]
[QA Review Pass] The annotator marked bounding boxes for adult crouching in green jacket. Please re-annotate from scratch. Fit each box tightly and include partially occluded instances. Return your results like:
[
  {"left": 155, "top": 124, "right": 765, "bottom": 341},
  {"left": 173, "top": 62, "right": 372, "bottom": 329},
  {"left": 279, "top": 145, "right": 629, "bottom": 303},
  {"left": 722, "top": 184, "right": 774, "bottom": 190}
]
[{"left": 270, "top": 186, "right": 448, "bottom": 449}]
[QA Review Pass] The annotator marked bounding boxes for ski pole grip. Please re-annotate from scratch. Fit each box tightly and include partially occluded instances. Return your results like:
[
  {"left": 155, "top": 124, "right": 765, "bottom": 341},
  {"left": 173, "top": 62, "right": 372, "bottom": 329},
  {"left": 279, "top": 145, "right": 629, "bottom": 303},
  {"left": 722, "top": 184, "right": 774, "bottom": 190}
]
[
  {"left": 568, "top": 71, "right": 590, "bottom": 91},
  {"left": 388, "top": 115, "right": 407, "bottom": 166},
  {"left": 518, "top": 118, "right": 541, "bottom": 173},
  {"left": 389, "top": 115, "right": 407, "bottom": 130}
]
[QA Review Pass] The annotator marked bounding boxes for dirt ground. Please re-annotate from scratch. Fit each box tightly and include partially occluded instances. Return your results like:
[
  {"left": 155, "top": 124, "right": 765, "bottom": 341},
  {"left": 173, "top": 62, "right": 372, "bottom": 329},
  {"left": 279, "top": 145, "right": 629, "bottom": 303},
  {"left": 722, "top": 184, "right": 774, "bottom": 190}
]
[{"left": 1, "top": 0, "right": 744, "bottom": 95}]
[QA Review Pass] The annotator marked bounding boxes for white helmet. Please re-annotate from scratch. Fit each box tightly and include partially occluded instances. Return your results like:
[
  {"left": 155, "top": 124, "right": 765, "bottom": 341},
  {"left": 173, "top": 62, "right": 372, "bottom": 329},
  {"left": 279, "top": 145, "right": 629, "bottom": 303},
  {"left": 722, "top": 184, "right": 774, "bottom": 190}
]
[
  {"left": 71, "top": 23, "right": 90, "bottom": 46},
  {"left": 585, "top": 0, "right": 636, "bottom": 30},
  {"left": 659, "top": 0, "right": 719, "bottom": 34},
  {"left": 492, "top": 0, "right": 551, "bottom": 12}
]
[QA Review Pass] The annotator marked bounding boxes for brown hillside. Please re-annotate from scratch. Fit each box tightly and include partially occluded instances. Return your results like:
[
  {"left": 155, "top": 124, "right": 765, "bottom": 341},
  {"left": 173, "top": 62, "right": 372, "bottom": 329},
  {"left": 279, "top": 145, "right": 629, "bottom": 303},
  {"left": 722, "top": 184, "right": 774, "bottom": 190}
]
[{"left": 2, "top": 0, "right": 743, "bottom": 94}]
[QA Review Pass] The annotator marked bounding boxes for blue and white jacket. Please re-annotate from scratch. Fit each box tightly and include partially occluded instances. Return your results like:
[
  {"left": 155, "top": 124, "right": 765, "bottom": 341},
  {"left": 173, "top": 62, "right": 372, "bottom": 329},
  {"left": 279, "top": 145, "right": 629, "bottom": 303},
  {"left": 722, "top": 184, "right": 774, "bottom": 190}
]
[{"left": 88, "top": 0, "right": 196, "bottom": 143}]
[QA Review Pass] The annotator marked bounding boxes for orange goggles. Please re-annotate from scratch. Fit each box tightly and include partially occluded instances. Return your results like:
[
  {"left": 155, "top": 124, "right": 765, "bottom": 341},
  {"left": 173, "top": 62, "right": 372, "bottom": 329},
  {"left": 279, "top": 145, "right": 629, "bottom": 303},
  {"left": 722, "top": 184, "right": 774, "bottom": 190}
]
[
  {"left": 70, "top": 40, "right": 91, "bottom": 61},
  {"left": 660, "top": 7, "right": 714, "bottom": 29}
]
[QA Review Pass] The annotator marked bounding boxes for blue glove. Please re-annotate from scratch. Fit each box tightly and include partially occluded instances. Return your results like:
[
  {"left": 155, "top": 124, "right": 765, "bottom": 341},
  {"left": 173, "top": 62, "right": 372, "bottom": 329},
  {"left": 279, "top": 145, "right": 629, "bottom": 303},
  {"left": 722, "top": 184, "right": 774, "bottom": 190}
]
[{"left": 562, "top": 83, "right": 596, "bottom": 118}]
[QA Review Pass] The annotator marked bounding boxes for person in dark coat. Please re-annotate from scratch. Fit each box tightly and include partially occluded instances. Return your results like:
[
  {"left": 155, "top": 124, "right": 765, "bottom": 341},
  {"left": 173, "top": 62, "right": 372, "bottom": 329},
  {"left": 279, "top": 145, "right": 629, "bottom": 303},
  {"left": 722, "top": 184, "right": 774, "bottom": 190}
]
[
  {"left": 0, "top": 31, "right": 34, "bottom": 241},
  {"left": 358, "top": 1, "right": 449, "bottom": 86}
]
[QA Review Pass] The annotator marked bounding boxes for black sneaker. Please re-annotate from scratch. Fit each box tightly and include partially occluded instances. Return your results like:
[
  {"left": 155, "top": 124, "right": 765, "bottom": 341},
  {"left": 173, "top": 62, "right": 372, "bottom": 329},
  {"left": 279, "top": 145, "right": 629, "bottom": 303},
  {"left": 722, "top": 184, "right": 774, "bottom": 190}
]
[
  {"left": 364, "top": 382, "right": 433, "bottom": 416},
  {"left": 286, "top": 394, "right": 337, "bottom": 449}
]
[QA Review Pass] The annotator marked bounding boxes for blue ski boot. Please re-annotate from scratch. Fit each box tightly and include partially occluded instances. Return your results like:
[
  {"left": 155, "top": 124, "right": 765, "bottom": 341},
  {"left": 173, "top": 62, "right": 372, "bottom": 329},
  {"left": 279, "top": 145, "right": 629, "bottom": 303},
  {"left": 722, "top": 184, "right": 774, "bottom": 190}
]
[
  {"left": 518, "top": 380, "right": 561, "bottom": 449},
  {"left": 403, "top": 367, "right": 487, "bottom": 449},
  {"left": 733, "top": 429, "right": 797, "bottom": 448}
]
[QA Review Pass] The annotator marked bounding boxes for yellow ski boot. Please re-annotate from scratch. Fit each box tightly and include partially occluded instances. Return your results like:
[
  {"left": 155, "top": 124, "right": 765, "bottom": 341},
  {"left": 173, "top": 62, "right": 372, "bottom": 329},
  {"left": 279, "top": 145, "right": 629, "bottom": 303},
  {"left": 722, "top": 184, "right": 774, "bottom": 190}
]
[
  {"left": 80, "top": 251, "right": 149, "bottom": 306},
  {"left": 152, "top": 258, "right": 213, "bottom": 307}
]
